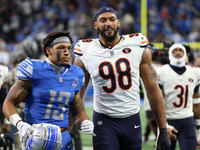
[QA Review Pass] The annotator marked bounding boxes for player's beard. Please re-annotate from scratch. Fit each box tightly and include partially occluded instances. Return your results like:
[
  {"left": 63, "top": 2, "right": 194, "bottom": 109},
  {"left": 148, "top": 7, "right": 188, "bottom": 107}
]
[{"left": 97, "top": 26, "right": 119, "bottom": 42}]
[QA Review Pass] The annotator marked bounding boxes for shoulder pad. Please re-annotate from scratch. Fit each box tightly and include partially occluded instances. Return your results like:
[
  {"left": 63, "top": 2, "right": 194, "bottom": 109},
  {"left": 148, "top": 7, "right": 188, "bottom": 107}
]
[{"left": 128, "top": 33, "right": 148, "bottom": 47}]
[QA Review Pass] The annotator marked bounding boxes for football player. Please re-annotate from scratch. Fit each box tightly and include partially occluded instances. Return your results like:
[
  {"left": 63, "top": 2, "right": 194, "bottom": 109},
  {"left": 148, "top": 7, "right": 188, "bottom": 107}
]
[
  {"left": 156, "top": 43, "right": 200, "bottom": 150},
  {"left": 74, "top": 6, "right": 170, "bottom": 150},
  {"left": 0, "top": 64, "right": 9, "bottom": 126},
  {"left": 3, "top": 31, "right": 94, "bottom": 150}
]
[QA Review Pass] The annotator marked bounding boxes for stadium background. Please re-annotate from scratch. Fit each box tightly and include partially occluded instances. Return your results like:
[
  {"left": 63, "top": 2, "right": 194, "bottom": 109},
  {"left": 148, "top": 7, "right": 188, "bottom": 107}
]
[{"left": 1, "top": 0, "right": 200, "bottom": 149}]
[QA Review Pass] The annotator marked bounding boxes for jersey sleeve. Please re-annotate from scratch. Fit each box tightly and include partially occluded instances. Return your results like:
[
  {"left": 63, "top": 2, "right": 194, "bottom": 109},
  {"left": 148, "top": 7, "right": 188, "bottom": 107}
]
[
  {"left": 128, "top": 33, "right": 148, "bottom": 47},
  {"left": 74, "top": 40, "right": 84, "bottom": 57},
  {"left": 194, "top": 67, "right": 200, "bottom": 86},
  {"left": 74, "top": 39, "right": 93, "bottom": 57},
  {"left": 17, "top": 57, "right": 33, "bottom": 80}
]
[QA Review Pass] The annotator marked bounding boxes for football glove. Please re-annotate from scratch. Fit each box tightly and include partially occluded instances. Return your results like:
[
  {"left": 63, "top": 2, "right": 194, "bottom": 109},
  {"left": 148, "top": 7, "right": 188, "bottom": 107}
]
[
  {"left": 156, "top": 128, "right": 171, "bottom": 150},
  {"left": 81, "top": 120, "right": 95, "bottom": 136},
  {"left": 16, "top": 121, "right": 31, "bottom": 142}
]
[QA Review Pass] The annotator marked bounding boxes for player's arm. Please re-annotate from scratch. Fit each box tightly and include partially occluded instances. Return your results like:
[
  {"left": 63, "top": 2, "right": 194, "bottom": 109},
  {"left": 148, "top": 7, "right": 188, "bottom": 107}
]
[
  {"left": 140, "top": 47, "right": 167, "bottom": 129},
  {"left": 140, "top": 47, "right": 170, "bottom": 149},
  {"left": 68, "top": 57, "right": 90, "bottom": 133},
  {"left": 69, "top": 90, "right": 94, "bottom": 135},
  {"left": 72, "top": 57, "right": 94, "bottom": 135},
  {"left": 69, "top": 91, "right": 89, "bottom": 128},
  {"left": 3, "top": 79, "right": 31, "bottom": 120},
  {"left": 193, "top": 92, "right": 200, "bottom": 126},
  {"left": 74, "top": 57, "right": 90, "bottom": 100},
  {"left": 3, "top": 78, "right": 32, "bottom": 145},
  {"left": 192, "top": 92, "right": 200, "bottom": 148}
]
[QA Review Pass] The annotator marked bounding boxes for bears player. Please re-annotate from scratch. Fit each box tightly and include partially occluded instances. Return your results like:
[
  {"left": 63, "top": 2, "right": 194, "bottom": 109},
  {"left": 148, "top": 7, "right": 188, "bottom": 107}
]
[
  {"left": 156, "top": 43, "right": 200, "bottom": 150},
  {"left": 74, "top": 6, "right": 170, "bottom": 150},
  {"left": 3, "top": 31, "right": 94, "bottom": 150}
]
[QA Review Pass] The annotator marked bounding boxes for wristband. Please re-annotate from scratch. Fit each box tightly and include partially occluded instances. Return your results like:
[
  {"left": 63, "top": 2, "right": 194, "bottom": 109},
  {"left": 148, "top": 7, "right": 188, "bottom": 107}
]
[
  {"left": 166, "top": 122, "right": 174, "bottom": 130},
  {"left": 9, "top": 114, "right": 22, "bottom": 127},
  {"left": 193, "top": 98, "right": 200, "bottom": 104},
  {"left": 196, "top": 119, "right": 200, "bottom": 126}
]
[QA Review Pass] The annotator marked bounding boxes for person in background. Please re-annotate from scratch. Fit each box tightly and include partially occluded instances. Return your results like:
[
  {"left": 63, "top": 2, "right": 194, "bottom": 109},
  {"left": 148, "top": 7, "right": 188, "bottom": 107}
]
[
  {"left": 194, "top": 57, "right": 200, "bottom": 68},
  {"left": 74, "top": 6, "right": 170, "bottom": 150},
  {"left": 3, "top": 31, "right": 94, "bottom": 150},
  {"left": 6, "top": 53, "right": 27, "bottom": 148},
  {"left": 156, "top": 43, "right": 200, "bottom": 150},
  {"left": 0, "top": 64, "right": 9, "bottom": 127}
]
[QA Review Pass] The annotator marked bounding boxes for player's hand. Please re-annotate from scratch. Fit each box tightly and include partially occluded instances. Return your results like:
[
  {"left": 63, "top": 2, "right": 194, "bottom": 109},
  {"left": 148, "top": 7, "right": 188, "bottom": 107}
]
[
  {"left": 196, "top": 129, "right": 200, "bottom": 149},
  {"left": 81, "top": 120, "right": 95, "bottom": 136},
  {"left": 167, "top": 124, "right": 178, "bottom": 140},
  {"left": 16, "top": 121, "right": 31, "bottom": 142},
  {"left": 156, "top": 128, "right": 171, "bottom": 150}
]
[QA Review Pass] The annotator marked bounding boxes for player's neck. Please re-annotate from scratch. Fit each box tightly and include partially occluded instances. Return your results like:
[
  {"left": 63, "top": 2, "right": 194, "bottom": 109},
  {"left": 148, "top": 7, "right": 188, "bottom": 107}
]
[
  {"left": 99, "top": 34, "right": 121, "bottom": 49},
  {"left": 47, "top": 59, "right": 65, "bottom": 75},
  {"left": 169, "top": 64, "right": 186, "bottom": 75}
]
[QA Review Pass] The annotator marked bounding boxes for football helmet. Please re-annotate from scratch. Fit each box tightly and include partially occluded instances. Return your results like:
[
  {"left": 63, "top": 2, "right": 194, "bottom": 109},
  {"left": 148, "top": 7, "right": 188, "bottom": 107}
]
[{"left": 22, "top": 123, "right": 62, "bottom": 150}]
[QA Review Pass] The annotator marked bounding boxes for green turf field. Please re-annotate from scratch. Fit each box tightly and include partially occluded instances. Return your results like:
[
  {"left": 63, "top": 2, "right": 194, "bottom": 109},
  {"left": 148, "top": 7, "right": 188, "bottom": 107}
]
[{"left": 79, "top": 106, "right": 180, "bottom": 150}]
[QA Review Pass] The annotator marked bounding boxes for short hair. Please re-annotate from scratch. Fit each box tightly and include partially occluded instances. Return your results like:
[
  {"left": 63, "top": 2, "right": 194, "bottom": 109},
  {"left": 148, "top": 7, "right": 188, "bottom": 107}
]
[{"left": 42, "top": 31, "right": 73, "bottom": 57}]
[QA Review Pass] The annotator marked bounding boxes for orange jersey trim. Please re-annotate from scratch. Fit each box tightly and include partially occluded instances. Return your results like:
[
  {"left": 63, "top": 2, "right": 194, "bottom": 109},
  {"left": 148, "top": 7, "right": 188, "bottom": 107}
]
[
  {"left": 141, "top": 40, "right": 148, "bottom": 44},
  {"left": 74, "top": 47, "right": 81, "bottom": 52}
]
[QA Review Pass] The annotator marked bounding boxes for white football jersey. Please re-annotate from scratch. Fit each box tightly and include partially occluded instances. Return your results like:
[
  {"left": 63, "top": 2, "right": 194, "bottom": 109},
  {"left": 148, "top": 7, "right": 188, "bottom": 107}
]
[
  {"left": 156, "top": 65, "right": 200, "bottom": 119},
  {"left": 0, "top": 64, "right": 9, "bottom": 89},
  {"left": 74, "top": 33, "right": 148, "bottom": 118}
]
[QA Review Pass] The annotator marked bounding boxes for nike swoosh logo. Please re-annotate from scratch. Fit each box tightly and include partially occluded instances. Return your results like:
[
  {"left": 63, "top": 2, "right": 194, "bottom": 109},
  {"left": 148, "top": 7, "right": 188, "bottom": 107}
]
[
  {"left": 67, "top": 144, "right": 72, "bottom": 148},
  {"left": 134, "top": 125, "right": 141, "bottom": 128}
]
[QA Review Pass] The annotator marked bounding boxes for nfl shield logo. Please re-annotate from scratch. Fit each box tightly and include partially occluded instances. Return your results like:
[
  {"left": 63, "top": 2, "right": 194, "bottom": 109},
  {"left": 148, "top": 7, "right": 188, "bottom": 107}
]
[
  {"left": 110, "top": 51, "right": 114, "bottom": 56},
  {"left": 59, "top": 77, "right": 63, "bottom": 83}
]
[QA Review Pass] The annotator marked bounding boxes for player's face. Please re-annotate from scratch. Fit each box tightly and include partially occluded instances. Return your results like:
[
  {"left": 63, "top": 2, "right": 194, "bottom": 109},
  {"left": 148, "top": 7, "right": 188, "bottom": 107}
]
[
  {"left": 172, "top": 48, "right": 184, "bottom": 59},
  {"left": 94, "top": 12, "right": 120, "bottom": 42},
  {"left": 48, "top": 42, "right": 72, "bottom": 66}
]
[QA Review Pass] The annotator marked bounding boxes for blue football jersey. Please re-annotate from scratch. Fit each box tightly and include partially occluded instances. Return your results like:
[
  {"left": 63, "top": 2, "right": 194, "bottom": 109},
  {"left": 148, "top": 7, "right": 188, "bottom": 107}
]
[{"left": 17, "top": 57, "right": 85, "bottom": 128}]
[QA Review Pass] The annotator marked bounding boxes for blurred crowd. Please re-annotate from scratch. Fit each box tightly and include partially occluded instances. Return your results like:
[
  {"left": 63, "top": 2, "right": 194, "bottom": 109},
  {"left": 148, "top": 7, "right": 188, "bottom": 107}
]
[{"left": 1, "top": 0, "right": 200, "bottom": 66}]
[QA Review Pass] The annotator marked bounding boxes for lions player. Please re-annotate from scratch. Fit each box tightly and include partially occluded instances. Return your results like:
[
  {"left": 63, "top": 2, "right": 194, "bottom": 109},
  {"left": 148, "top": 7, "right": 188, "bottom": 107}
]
[
  {"left": 74, "top": 7, "right": 170, "bottom": 150},
  {"left": 156, "top": 43, "right": 200, "bottom": 150},
  {"left": 3, "top": 31, "right": 94, "bottom": 150}
]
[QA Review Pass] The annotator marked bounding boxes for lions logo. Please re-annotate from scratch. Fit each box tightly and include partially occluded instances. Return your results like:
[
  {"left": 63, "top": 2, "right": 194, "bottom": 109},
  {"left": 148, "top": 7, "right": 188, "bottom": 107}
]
[
  {"left": 188, "top": 78, "right": 194, "bottom": 82},
  {"left": 72, "top": 78, "right": 79, "bottom": 88},
  {"left": 122, "top": 48, "right": 132, "bottom": 54}
]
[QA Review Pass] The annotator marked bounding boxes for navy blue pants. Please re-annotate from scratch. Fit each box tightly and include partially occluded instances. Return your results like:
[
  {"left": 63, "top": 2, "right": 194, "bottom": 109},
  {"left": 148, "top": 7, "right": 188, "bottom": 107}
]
[
  {"left": 167, "top": 116, "right": 196, "bottom": 150},
  {"left": 92, "top": 111, "right": 142, "bottom": 150}
]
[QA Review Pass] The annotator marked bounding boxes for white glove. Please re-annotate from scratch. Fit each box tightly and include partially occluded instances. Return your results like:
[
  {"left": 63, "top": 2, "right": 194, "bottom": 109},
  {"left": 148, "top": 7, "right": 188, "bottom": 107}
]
[
  {"left": 197, "top": 129, "right": 200, "bottom": 143},
  {"left": 166, "top": 123, "right": 174, "bottom": 130},
  {"left": 17, "top": 121, "right": 31, "bottom": 142},
  {"left": 9, "top": 114, "right": 31, "bottom": 142},
  {"left": 81, "top": 120, "right": 95, "bottom": 135}
]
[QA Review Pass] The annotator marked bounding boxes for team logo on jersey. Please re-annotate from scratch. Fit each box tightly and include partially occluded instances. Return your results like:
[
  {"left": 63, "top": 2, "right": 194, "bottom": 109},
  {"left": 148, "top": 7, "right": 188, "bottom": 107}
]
[
  {"left": 110, "top": 51, "right": 114, "bottom": 56},
  {"left": 122, "top": 48, "right": 132, "bottom": 54},
  {"left": 188, "top": 78, "right": 194, "bottom": 82},
  {"left": 59, "top": 77, "right": 63, "bottom": 83},
  {"left": 97, "top": 120, "right": 103, "bottom": 125},
  {"left": 72, "top": 78, "right": 79, "bottom": 88}
]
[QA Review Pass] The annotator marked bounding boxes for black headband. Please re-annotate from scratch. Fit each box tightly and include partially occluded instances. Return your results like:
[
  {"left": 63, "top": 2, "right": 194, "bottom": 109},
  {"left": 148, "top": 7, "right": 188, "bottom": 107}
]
[{"left": 94, "top": 7, "right": 119, "bottom": 22}]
